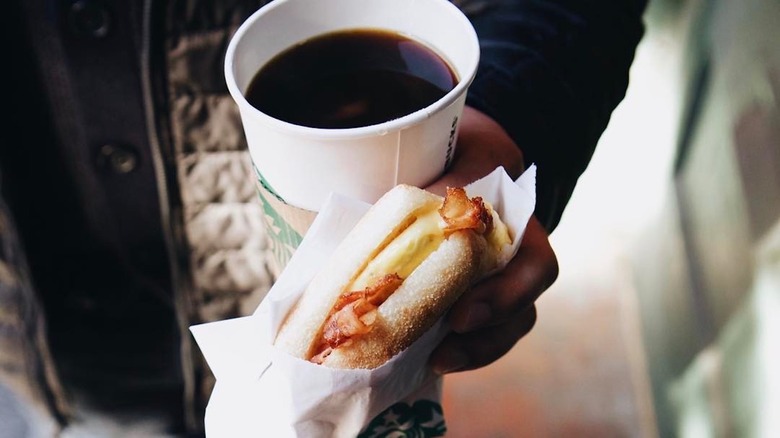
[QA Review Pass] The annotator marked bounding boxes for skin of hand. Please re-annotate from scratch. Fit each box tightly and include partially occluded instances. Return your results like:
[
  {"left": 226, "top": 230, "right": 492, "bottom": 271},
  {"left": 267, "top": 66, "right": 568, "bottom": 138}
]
[{"left": 426, "top": 106, "right": 559, "bottom": 374}]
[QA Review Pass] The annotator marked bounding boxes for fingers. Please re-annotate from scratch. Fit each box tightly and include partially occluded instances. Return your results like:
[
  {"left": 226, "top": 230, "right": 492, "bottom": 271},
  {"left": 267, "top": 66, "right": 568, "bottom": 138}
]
[
  {"left": 429, "top": 217, "right": 558, "bottom": 374},
  {"left": 430, "top": 305, "right": 537, "bottom": 374},
  {"left": 448, "top": 217, "right": 558, "bottom": 333}
]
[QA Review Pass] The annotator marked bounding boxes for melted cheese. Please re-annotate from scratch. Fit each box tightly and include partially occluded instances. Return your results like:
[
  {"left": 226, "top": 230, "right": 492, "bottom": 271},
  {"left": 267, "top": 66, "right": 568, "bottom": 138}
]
[
  {"left": 349, "top": 204, "right": 512, "bottom": 291},
  {"left": 351, "top": 208, "right": 444, "bottom": 291},
  {"left": 486, "top": 208, "right": 512, "bottom": 253}
]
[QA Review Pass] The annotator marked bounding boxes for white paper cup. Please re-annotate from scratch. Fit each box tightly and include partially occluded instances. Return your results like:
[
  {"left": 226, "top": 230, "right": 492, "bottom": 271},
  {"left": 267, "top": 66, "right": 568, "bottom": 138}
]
[{"left": 226, "top": 0, "right": 479, "bottom": 270}]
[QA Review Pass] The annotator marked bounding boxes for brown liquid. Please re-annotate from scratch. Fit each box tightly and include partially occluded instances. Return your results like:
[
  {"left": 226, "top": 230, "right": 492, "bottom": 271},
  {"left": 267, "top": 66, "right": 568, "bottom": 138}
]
[{"left": 245, "top": 28, "right": 457, "bottom": 129}]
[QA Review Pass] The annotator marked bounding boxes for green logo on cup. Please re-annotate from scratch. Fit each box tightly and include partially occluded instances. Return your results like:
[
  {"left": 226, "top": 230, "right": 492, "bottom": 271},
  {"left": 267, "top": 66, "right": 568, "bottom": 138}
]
[
  {"left": 358, "top": 400, "right": 446, "bottom": 438},
  {"left": 253, "top": 166, "right": 303, "bottom": 269}
]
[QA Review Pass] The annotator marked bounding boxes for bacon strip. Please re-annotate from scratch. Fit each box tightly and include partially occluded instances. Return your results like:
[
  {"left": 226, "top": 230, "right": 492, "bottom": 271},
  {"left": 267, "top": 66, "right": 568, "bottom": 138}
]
[
  {"left": 310, "top": 274, "right": 403, "bottom": 363},
  {"left": 439, "top": 187, "right": 493, "bottom": 235}
]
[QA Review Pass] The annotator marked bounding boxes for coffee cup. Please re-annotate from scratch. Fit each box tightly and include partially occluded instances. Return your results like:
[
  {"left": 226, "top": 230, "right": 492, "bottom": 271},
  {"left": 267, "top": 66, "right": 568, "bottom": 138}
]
[{"left": 225, "top": 0, "right": 480, "bottom": 271}]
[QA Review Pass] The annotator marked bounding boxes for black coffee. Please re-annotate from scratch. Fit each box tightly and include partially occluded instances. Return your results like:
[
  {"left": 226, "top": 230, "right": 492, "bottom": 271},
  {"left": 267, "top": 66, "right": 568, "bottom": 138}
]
[{"left": 245, "top": 28, "right": 458, "bottom": 129}]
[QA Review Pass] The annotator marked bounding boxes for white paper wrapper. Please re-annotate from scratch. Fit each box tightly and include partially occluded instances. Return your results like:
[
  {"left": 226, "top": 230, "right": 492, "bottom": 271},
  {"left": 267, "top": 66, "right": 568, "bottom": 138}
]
[{"left": 191, "top": 166, "right": 536, "bottom": 437}]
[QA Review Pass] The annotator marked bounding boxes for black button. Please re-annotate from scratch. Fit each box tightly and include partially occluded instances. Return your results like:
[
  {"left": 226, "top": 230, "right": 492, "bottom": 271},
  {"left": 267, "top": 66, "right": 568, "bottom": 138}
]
[
  {"left": 67, "top": 0, "right": 111, "bottom": 39},
  {"left": 96, "top": 143, "right": 139, "bottom": 174}
]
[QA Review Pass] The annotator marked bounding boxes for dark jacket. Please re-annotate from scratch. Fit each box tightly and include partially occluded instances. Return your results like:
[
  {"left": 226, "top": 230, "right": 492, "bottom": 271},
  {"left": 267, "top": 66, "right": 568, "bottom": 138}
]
[{"left": 1, "top": 0, "right": 645, "bottom": 434}]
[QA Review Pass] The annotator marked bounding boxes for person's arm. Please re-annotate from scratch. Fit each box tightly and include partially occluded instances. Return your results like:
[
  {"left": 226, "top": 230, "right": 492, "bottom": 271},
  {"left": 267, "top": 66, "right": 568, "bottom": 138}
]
[
  {"left": 426, "top": 0, "right": 647, "bottom": 373},
  {"left": 464, "top": 0, "right": 647, "bottom": 231}
]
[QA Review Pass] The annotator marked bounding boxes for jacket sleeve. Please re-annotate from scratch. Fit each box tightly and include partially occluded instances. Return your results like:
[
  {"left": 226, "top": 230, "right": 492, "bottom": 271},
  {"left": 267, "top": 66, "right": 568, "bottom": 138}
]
[{"left": 462, "top": 0, "right": 648, "bottom": 231}]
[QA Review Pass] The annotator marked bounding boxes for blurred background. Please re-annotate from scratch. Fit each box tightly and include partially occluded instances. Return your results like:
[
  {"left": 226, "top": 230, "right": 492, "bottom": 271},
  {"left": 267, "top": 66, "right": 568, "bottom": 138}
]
[{"left": 442, "top": 0, "right": 780, "bottom": 436}]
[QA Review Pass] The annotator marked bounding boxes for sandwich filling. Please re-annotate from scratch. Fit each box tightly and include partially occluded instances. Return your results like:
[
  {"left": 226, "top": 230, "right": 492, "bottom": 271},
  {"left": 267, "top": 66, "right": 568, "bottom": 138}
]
[{"left": 310, "top": 188, "right": 511, "bottom": 363}]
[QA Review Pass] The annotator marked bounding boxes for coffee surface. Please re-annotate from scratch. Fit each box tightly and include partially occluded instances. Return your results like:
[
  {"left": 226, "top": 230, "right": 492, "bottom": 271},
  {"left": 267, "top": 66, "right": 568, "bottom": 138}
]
[{"left": 245, "top": 28, "right": 457, "bottom": 129}]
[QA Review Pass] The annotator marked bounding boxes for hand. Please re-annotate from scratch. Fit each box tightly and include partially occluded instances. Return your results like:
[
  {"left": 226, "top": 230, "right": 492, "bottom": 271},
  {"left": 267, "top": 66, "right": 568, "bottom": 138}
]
[{"left": 426, "top": 106, "right": 559, "bottom": 374}]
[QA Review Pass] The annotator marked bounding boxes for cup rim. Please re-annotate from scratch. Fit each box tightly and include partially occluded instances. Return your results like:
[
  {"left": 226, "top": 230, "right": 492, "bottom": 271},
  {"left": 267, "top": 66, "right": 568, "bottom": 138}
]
[{"left": 224, "top": 0, "right": 480, "bottom": 140}]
